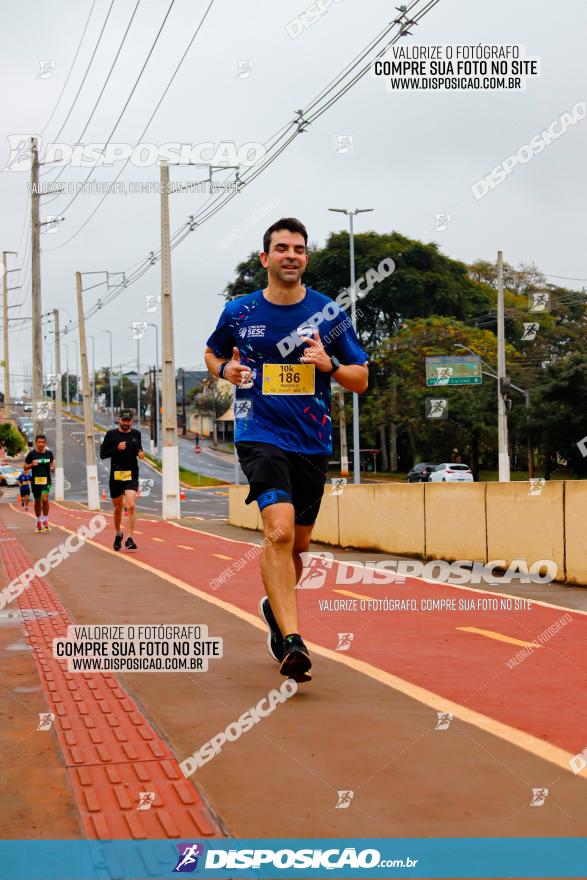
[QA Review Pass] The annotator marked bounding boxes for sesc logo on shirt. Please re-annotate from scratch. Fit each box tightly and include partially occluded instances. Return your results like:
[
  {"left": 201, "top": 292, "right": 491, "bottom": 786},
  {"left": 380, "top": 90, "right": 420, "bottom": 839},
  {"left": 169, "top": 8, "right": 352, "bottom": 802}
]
[{"left": 238, "top": 324, "right": 266, "bottom": 339}]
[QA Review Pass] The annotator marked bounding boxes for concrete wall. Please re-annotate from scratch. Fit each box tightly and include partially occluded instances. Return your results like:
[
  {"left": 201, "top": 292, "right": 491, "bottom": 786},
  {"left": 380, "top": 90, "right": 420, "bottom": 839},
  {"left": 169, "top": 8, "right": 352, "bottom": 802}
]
[
  {"left": 564, "top": 482, "right": 587, "bottom": 585},
  {"left": 228, "top": 480, "right": 587, "bottom": 586}
]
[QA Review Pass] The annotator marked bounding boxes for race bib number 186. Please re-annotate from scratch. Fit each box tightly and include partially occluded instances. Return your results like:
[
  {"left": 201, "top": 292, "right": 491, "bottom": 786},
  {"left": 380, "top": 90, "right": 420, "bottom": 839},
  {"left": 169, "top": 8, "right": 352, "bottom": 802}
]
[{"left": 262, "top": 363, "right": 315, "bottom": 395}]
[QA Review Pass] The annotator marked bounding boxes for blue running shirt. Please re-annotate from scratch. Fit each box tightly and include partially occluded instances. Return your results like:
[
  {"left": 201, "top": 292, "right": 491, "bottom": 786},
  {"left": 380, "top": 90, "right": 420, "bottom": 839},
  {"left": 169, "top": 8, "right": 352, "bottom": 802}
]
[{"left": 206, "top": 288, "right": 368, "bottom": 455}]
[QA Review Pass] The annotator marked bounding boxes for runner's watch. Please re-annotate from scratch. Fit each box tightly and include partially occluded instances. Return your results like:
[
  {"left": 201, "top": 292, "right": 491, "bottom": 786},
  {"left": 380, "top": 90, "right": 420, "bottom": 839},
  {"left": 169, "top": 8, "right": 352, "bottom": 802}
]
[
  {"left": 328, "top": 355, "right": 341, "bottom": 374},
  {"left": 218, "top": 361, "right": 228, "bottom": 379}
]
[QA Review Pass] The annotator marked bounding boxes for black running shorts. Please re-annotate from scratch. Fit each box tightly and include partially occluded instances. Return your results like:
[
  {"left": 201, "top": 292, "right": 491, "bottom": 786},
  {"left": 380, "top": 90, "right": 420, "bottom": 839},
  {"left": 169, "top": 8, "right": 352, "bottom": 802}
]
[
  {"left": 236, "top": 441, "right": 329, "bottom": 526},
  {"left": 109, "top": 479, "right": 138, "bottom": 499}
]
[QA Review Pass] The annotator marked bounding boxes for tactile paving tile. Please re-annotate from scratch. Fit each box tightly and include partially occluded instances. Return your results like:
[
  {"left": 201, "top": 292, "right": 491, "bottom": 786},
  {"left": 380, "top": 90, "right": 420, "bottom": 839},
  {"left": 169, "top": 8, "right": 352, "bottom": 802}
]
[{"left": 1, "top": 520, "right": 222, "bottom": 839}]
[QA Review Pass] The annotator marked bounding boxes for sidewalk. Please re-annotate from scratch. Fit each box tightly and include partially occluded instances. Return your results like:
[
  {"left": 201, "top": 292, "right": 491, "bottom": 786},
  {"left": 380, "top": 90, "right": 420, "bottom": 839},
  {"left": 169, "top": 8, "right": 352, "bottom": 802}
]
[{"left": 2, "top": 499, "right": 587, "bottom": 843}]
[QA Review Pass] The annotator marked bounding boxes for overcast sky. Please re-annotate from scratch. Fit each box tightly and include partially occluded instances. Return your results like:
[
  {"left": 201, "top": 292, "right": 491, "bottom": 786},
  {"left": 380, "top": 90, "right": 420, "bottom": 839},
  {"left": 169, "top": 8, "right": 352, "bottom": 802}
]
[{"left": 1, "top": 0, "right": 585, "bottom": 392}]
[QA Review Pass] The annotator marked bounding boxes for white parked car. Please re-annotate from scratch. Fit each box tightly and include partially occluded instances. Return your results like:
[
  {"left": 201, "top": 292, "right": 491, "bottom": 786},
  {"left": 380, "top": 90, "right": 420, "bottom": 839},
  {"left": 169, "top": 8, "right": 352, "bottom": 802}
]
[
  {"left": 428, "top": 463, "right": 474, "bottom": 483},
  {"left": 0, "top": 466, "right": 21, "bottom": 486}
]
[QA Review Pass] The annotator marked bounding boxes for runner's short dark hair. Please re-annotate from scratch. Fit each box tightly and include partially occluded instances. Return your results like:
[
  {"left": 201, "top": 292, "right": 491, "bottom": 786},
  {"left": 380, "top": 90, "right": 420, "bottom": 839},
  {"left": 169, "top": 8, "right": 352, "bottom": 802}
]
[
  {"left": 35, "top": 434, "right": 46, "bottom": 441},
  {"left": 263, "top": 218, "right": 308, "bottom": 254}
]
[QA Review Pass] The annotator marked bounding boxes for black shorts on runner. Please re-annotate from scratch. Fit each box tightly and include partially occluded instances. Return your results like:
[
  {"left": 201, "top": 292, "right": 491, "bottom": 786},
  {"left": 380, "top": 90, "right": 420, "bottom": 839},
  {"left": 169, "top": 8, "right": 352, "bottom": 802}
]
[
  {"left": 19, "top": 486, "right": 31, "bottom": 497},
  {"left": 236, "top": 441, "right": 329, "bottom": 526},
  {"left": 109, "top": 479, "right": 139, "bottom": 499},
  {"left": 31, "top": 485, "right": 51, "bottom": 501}
]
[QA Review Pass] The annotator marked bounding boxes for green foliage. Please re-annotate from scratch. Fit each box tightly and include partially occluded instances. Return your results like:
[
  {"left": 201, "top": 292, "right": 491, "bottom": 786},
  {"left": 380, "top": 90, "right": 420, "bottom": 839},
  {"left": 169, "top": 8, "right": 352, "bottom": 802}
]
[
  {"left": 224, "top": 232, "right": 587, "bottom": 477},
  {"left": 0, "top": 422, "right": 26, "bottom": 456}
]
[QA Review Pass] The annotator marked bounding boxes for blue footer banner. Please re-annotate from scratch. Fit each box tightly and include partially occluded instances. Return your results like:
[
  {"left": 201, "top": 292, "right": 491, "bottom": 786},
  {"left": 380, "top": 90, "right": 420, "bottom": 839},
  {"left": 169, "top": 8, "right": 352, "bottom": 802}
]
[{"left": 0, "top": 838, "right": 582, "bottom": 879}]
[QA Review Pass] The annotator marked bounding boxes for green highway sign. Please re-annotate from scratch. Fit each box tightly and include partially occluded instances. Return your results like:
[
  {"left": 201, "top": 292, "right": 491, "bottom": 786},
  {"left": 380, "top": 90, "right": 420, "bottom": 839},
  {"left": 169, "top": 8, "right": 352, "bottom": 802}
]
[{"left": 425, "top": 355, "right": 482, "bottom": 387}]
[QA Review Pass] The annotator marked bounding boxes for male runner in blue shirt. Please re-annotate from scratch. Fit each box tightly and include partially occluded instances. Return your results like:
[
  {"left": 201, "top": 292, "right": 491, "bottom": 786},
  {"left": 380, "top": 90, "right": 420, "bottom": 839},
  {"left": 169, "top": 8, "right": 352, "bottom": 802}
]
[{"left": 205, "top": 218, "right": 368, "bottom": 682}]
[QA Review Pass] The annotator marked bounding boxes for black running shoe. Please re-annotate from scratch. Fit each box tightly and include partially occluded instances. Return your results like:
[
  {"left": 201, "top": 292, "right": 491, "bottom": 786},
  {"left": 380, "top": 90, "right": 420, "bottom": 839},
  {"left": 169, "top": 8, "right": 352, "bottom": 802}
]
[
  {"left": 279, "top": 634, "right": 312, "bottom": 682},
  {"left": 258, "top": 597, "right": 284, "bottom": 662},
  {"left": 125, "top": 537, "right": 138, "bottom": 551},
  {"left": 113, "top": 532, "right": 123, "bottom": 552}
]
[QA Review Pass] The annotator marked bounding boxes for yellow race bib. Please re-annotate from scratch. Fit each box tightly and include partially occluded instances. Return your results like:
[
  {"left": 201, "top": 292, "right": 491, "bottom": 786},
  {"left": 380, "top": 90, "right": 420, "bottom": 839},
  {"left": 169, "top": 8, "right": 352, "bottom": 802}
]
[
  {"left": 262, "top": 363, "right": 315, "bottom": 395},
  {"left": 114, "top": 470, "right": 132, "bottom": 481},
  {"left": 34, "top": 476, "right": 47, "bottom": 485}
]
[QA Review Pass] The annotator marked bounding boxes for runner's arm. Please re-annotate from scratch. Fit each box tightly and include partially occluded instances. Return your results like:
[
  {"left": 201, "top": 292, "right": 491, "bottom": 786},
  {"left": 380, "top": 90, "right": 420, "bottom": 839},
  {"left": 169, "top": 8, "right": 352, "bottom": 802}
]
[
  {"left": 23, "top": 453, "right": 33, "bottom": 473},
  {"left": 99, "top": 430, "right": 116, "bottom": 459},
  {"left": 205, "top": 346, "right": 252, "bottom": 385},
  {"left": 330, "top": 362, "right": 369, "bottom": 394}
]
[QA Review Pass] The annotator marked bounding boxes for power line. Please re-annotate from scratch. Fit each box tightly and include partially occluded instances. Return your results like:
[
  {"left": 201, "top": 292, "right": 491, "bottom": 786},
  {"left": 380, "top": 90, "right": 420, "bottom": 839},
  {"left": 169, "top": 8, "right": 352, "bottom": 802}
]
[
  {"left": 47, "top": 0, "right": 441, "bottom": 328},
  {"left": 42, "top": 1, "right": 142, "bottom": 192},
  {"left": 43, "top": 0, "right": 180, "bottom": 217},
  {"left": 40, "top": 0, "right": 98, "bottom": 138}
]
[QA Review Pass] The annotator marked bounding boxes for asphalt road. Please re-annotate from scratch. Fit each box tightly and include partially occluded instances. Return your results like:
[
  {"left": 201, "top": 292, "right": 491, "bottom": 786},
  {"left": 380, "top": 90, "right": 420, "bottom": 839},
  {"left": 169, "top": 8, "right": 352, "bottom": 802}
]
[{"left": 15, "top": 409, "right": 229, "bottom": 522}]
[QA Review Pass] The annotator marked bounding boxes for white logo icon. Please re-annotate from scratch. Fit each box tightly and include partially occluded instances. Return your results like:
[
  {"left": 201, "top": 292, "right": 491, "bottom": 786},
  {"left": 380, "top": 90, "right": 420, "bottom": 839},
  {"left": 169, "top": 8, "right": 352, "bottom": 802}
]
[
  {"left": 334, "top": 135, "right": 353, "bottom": 155},
  {"left": 37, "top": 60, "right": 56, "bottom": 79},
  {"left": 432, "top": 212, "right": 451, "bottom": 232},
  {"left": 297, "top": 552, "right": 334, "bottom": 589},
  {"left": 234, "top": 400, "right": 253, "bottom": 419},
  {"left": 129, "top": 322, "right": 147, "bottom": 340},
  {"left": 236, "top": 60, "right": 254, "bottom": 79},
  {"left": 336, "top": 633, "right": 354, "bottom": 652},
  {"left": 335, "top": 790, "right": 354, "bottom": 809},
  {"left": 530, "top": 788, "right": 549, "bottom": 807},
  {"left": 37, "top": 712, "right": 55, "bottom": 731},
  {"left": 137, "top": 791, "right": 156, "bottom": 810},
  {"left": 528, "top": 478, "right": 545, "bottom": 497},
  {"left": 522, "top": 322, "right": 539, "bottom": 341},
  {"left": 529, "top": 292, "right": 550, "bottom": 312},
  {"left": 435, "top": 712, "right": 453, "bottom": 731}
]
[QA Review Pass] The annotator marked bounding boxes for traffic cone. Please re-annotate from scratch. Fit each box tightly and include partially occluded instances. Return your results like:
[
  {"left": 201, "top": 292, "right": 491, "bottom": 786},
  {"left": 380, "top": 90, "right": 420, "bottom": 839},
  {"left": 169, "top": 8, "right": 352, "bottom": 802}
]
[
  {"left": 101, "top": 488, "right": 106, "bottom": 501},
  {"left": 180, "top": 488, "right": 186, "bottom": 501}
]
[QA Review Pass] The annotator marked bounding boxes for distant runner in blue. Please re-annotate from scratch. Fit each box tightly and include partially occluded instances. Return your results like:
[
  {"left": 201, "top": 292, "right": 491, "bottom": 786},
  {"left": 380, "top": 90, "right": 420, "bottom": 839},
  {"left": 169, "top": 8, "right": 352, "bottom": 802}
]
[
  {"left": 18, "top": 470, "right": 32, "bottom": 510},
  {"left": 205, "top": 217, "right": 368, "bottom": 683}
]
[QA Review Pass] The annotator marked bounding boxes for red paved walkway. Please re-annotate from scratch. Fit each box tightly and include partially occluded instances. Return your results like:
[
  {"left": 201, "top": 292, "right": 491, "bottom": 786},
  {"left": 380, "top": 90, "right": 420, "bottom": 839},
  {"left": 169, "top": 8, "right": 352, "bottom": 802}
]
[
  {"left": 1, "top": 516, "right": 222, "bottom": 840},
  {"left": 27, "top": 502, "right": 587, "bottom": 757}
]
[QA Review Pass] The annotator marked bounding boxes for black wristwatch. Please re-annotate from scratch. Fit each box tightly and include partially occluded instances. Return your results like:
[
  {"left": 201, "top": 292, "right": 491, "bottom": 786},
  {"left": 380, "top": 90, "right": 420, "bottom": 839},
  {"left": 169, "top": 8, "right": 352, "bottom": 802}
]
[
  {"left": 329, "top": 355, "right": 341, "bottom": 374},
  {"left": 218, "top": 361, "right": 227, "bottom": 379}
]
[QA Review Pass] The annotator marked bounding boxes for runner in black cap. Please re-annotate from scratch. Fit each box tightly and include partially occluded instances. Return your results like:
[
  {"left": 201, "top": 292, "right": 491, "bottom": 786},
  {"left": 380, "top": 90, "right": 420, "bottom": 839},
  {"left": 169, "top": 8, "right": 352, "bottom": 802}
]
[{"left": 99, "top": 409, "right": 145, "bottom": 551}]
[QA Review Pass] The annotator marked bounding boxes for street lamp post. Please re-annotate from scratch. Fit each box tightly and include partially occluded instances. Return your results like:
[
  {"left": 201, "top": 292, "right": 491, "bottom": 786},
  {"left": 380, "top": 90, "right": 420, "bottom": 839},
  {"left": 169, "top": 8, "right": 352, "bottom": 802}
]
[
  {"left": 147, "top": 322, "right": 160, "bottom": 454},
  {"left": 103, "top": 329, "right": 114, "bottom": 423},
  {"left": 328, "top": 207, "right": 374, "bottom": 485}
]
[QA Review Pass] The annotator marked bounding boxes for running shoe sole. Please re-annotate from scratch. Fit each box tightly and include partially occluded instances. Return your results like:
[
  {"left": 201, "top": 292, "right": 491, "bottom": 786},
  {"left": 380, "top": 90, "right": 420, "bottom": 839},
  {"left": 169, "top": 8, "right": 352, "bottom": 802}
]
[
  {"left": 258, "top": 597, "right": 283, "bottom": 663},
  {"left": 280, "top": 645, "right": 312, "bottom": 683}
]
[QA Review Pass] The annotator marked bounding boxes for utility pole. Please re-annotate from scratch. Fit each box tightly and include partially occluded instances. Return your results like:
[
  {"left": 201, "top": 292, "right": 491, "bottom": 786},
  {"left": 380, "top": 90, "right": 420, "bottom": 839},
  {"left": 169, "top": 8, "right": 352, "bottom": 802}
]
[
  {"left": 75, "top": 272, "right": 100, "bottom": 509},
  {"left": 53, "top": 309, "right": 64, "bottom": 500},
  {"left": 2, "top": 251, "right": 17, "bottom": 418},
  {"left": 31, "top": 138, "right": 43, "bottom": 436},
  {"left": 136, "top": 337, "right": 141, "bottom": 423},
  {"left": 147, "top": 323, "right": 160, "bottom": 454},
  {"left": 181, "top": 368, "right": 187, "bottom": 435},
  {"left": 328, "top": 207, "right": 374, "bottom": 484},
  {"left": 119, "top": 365, "right": 124, "bottom": 410},
  {"left": 337, "top": 384, "right": 349, "bottom": 477},
  {"left": 64, "top": 344, "right": 70, "bottom": 407},
  {"left": 496, "top": 251, "right": 511, "bottom": 481},
  {"left": 160, "top": 161, "right": 180, "bottom": 518}
]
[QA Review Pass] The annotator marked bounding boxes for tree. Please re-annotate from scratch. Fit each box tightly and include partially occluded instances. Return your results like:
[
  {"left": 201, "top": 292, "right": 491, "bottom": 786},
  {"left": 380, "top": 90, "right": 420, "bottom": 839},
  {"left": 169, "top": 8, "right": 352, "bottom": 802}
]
[{"left": 0, "top": 423, "right": 26, "bottom": 456}]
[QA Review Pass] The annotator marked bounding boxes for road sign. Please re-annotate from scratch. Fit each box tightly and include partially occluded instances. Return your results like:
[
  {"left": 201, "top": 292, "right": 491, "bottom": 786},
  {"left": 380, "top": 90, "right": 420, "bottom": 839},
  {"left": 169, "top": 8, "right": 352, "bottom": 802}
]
[{"left": 425, "top": 356, "right": 482, "bottom": 387}]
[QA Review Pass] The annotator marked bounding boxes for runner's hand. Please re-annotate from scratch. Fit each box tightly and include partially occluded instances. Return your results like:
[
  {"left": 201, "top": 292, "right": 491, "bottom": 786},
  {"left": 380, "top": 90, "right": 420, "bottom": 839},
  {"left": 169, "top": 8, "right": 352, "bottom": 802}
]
[
  {"left": 138, "top": 450, "right": 145, "bottom": 461},
  {"left": 223, "top": 346, "right": 253, "bottom": 386},
  {"left": 117, "top": 441, "right": 127, "bottom": 451},
  {"left": 31, "top": 459, "right": 39, "bottom": 466},
  {"left": 300, "top": 330, "right": 332, "bottom": 372}
]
